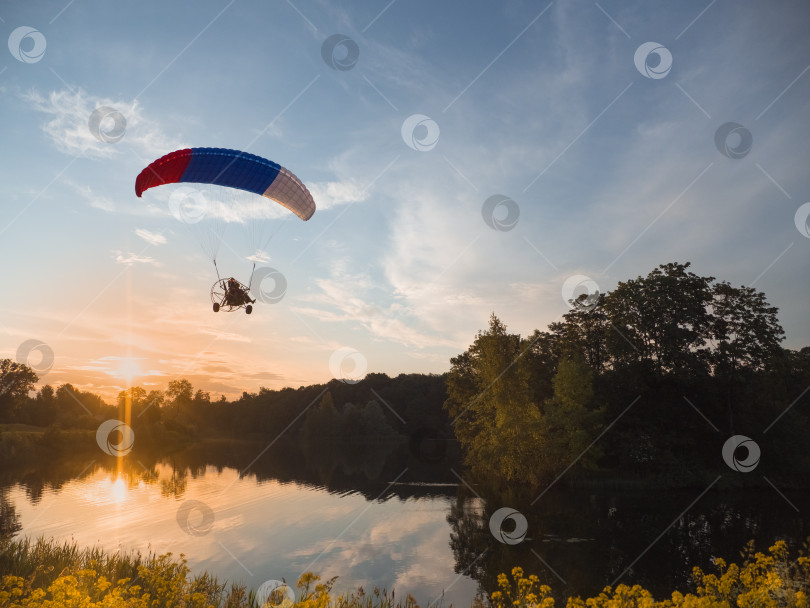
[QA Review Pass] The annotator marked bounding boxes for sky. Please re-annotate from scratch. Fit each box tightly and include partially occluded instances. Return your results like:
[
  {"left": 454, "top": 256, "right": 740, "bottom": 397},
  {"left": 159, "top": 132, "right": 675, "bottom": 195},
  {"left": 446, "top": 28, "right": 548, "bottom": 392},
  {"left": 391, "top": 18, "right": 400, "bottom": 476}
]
[{"left": 1, "top": 0, "right": 809, "bottom": 401}]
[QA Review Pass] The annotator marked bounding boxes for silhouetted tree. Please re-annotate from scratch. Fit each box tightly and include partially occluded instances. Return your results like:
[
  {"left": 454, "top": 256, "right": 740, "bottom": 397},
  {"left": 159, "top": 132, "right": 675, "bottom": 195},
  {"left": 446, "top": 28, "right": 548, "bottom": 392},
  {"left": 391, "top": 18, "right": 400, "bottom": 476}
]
[
  {"left": 0, "top": 359, "right": 38, "bottom": 421},
  {"left": 710, "top": 282, "right": 785, "bottom": 433}
]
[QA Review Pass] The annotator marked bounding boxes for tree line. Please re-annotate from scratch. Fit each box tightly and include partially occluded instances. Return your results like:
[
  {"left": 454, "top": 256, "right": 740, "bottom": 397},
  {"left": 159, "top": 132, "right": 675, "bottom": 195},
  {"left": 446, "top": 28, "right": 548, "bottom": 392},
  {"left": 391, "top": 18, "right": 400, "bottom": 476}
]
[
  {"left": 0, "top": 364, "right": 449, "bottom": 446},
  {"left": 445, "top": 262, "right": 810, "bottom": 487},
  {"left": 2, "top": 261, "right": 808, "bottom": 488}
]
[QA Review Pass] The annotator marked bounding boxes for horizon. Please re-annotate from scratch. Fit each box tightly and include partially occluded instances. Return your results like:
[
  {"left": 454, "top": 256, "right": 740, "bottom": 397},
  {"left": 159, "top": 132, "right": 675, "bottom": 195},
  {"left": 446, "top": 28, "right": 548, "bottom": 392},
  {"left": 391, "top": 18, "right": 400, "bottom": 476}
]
[{"left": 2, "top": 0, "right": 810, "bottom": 402}]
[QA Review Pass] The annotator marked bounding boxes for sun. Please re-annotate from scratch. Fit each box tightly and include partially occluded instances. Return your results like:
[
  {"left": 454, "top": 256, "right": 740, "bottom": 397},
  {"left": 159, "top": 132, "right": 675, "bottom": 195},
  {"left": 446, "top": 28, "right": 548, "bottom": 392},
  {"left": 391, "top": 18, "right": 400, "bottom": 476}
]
[{"left": 114, "top": 357, "right": 143, "bottom": 385}]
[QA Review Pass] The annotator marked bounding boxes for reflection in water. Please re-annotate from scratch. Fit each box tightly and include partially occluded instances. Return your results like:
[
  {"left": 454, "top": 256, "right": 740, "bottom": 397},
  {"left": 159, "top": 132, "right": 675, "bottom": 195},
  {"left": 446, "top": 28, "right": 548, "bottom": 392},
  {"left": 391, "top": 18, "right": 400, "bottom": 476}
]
[
  {"left": 2, "top": 436, "right": 809, "bottom": 605},
  {"left": 110, "top": 477, "right": 127, "bottom": 504},
  {"left": 446, "top": 479, "right": 810, "bottom": 603},
  {"left": 0, "top": 487, "right": 22, "bottom": 541}
]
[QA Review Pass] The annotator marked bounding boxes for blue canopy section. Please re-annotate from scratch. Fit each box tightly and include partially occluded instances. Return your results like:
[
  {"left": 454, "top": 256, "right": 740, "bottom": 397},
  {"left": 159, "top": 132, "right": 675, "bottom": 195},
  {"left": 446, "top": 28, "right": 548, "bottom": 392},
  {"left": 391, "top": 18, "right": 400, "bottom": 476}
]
[{"left": 180, "top": 148, "right": 281, "bottom": 195}]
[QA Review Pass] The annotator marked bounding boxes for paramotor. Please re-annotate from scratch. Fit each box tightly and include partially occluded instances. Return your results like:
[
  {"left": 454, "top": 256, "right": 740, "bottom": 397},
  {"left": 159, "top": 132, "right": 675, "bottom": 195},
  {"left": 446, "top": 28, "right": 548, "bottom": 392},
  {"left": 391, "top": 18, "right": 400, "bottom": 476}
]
[{"left": 135, "top": 148, "right": 316, "bottom": 314}]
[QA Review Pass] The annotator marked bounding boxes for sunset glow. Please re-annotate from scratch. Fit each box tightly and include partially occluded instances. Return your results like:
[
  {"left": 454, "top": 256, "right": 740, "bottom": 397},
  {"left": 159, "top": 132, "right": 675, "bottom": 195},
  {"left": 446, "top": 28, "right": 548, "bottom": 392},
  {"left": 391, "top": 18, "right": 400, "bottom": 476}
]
[{"left": 1, "top": 0, "right": 808, "bottom": 405}]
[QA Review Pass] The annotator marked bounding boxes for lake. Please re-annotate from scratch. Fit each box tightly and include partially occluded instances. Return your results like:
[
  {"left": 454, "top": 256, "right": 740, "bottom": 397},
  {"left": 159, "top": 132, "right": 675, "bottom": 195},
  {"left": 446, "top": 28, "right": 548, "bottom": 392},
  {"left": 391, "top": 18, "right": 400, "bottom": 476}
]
[{"left": 2, "top": 436, "right": 809, "bottom": 605}]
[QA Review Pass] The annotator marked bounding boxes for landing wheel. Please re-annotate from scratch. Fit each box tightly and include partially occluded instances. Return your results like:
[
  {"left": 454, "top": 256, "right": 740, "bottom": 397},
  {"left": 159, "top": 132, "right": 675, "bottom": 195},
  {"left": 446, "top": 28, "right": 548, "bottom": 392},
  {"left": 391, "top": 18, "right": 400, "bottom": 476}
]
[
  {"left": 213, "top": 302, "right": 220, "bottom": 313},
  {"left": 245, "top": 305, "right": 253, "bottom": 315}
]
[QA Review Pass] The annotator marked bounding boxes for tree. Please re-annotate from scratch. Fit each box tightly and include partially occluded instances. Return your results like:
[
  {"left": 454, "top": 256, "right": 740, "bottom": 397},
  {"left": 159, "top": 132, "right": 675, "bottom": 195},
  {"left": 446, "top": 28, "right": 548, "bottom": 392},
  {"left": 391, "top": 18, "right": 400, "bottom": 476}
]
[
  {"left": 354, "top": 401, "right": 397, "bottom": 437},
  {"left": 303, "top": 391, "right": 339, "bottom": 438},
  {"left": 709, "top": 281, "right": 785, "bottom": 432},
  {"left": 117, "top": 386, "right": 146, "bottom": 407},
  {"left": 166, "top": 379, "right": 193, "bottom": 419},
  {"left": 445, "top": 314, "right": 546, "bottom": 484},
  {"left": 29, "top": 385, "right": 57, "bottom": 426},
  {"left": 550, "top": 294, "right": 610, "bottom": 373},
  {"left": 54, "top": 384, "right": 90, "bottom": 424},
  {"left": 541, "top": 356, "right": 604, "bottom": 475},
  {"left": 139, "top": 390, "right": 164, "bottom": 424},
  {"left": 603, "top": 262, "right": 713, "bottom": 377},
  {"left": 0, "top": 359, "right": 38, "bottom": 420},
  {"left": 166, "top": 379, "right": 193, "bottom": 402}
]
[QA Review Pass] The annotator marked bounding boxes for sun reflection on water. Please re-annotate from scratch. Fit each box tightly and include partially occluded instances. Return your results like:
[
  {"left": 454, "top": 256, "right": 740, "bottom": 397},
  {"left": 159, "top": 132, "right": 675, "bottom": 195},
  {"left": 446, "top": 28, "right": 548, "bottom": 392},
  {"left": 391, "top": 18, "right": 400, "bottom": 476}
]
[{"left": 110, "top": 477, "right": 127, "bottom": 503}]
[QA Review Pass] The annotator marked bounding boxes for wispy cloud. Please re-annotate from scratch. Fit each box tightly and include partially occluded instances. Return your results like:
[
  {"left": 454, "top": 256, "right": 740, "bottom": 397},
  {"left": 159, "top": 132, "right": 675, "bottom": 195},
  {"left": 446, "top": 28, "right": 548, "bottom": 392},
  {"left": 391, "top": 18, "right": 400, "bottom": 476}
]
[
  {"left": 308, "top": 179, "right": 369, "bottom": 210},
  {"left": 113, "top": 250, "right": 161, "bottom": 266},
  {"left": 198, "top": 328, "right": 251, "bottom": 343},
  {"left": 22, "top": 87, "right": 185, "bottom": 159},
  {"left": 71, "top": 183, "right": 116, "bottom": 212},
  {"left": 296, "top": 262, "right": 460, "bottom": 350},
  {"left": 135, "top": 228, "right": 167, "bottom": 246},
  {"left": 246, "top": 250, "right": 272, "bottom": 263}
]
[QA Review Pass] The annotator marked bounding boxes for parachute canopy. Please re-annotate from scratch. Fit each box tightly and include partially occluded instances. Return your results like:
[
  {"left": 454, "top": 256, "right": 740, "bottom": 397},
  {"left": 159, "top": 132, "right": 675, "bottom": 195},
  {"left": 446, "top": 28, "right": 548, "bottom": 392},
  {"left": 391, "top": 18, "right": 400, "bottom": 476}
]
[{"left": 135, "top": 147, "right": 316, "bottom": 221}]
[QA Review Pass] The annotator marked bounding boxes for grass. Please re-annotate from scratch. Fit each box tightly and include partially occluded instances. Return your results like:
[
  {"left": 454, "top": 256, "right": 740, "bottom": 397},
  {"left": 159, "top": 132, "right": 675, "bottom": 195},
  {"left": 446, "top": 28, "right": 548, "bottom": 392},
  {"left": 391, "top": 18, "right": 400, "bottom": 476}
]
[
  {"left": 2, "top": 536, "right": 810, "bottom": 607},
  {"left": 0, "top": 536, "right": 426, "bottom": 608}
]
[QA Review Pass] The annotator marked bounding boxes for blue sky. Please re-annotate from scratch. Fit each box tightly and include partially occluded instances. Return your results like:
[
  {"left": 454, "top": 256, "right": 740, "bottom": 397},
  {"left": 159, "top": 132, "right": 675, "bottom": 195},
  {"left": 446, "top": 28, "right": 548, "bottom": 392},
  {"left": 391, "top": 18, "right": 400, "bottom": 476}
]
[{"left": 1, "top": 0, "right": 809, "bottom": 399}]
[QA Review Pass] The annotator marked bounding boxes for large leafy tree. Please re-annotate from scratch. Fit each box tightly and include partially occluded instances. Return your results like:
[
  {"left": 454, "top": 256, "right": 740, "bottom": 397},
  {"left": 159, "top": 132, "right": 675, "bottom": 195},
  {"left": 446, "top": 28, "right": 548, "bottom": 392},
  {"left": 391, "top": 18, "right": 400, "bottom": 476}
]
[
  {"left": 709, "top": 281, "right": 785, "bottom": 432},
  {"left": 603, "top": 262, "right": 714, "bottom": 378},
  {"left": 548, "top": 294, "right": 610, "bottom": 373}
]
